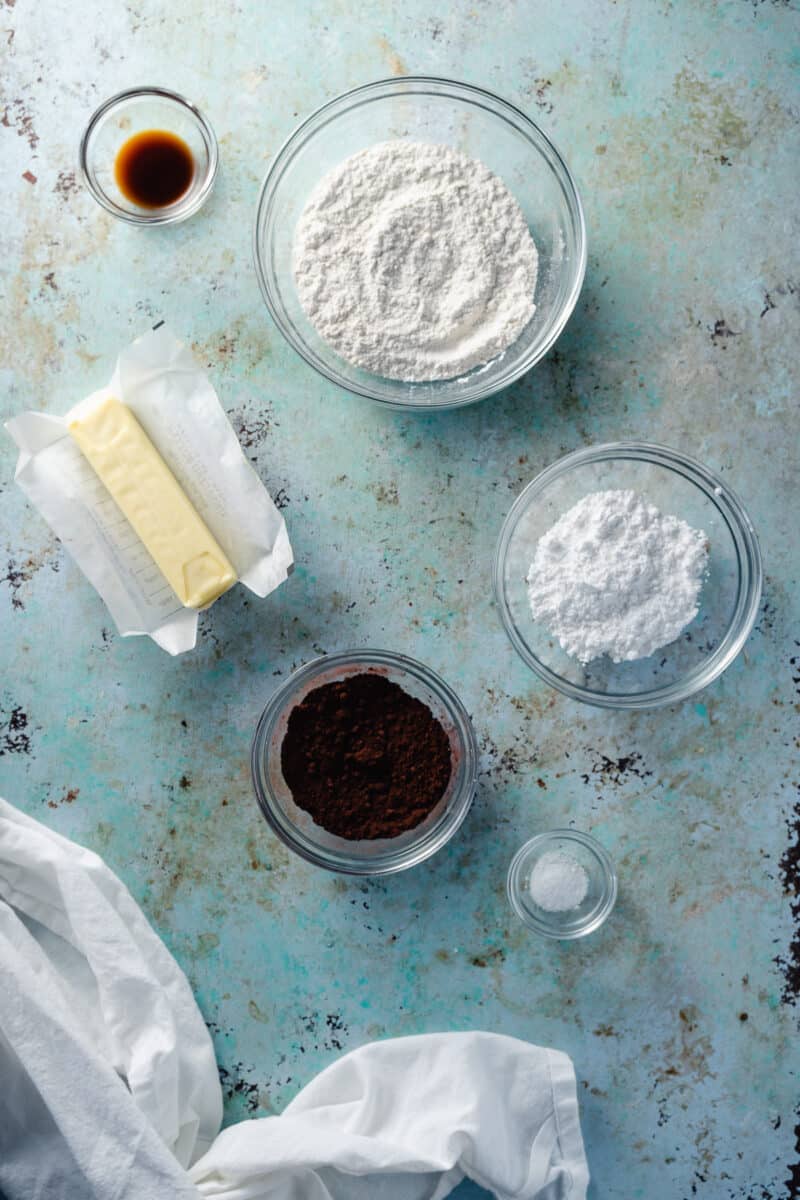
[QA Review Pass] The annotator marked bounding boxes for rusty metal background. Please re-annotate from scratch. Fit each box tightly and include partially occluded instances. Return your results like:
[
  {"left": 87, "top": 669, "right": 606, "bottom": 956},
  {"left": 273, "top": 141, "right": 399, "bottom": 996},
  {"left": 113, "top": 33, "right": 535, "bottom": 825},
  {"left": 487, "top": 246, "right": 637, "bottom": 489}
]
[{"left": 1, "top": 2, "right": 798, "bottom": 1196}]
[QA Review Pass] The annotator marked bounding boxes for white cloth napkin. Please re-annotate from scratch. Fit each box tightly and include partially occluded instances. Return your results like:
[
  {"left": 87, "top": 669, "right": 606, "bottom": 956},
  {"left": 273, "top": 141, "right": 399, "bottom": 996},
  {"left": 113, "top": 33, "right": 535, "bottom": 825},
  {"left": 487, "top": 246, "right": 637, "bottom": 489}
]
[{"left": 0, "top": 797, "right": 589, "bottom": 1200}]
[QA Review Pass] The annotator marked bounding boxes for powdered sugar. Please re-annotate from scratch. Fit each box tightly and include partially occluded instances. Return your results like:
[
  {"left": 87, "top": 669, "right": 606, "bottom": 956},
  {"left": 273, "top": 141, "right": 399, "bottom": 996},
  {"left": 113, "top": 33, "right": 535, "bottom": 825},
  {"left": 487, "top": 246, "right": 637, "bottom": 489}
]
[
  {"left": 293, "top": 140, "right": 538, "bottom": 382},
  {"left": 526, "top": 489, "right": 708, "bottom": 664}
]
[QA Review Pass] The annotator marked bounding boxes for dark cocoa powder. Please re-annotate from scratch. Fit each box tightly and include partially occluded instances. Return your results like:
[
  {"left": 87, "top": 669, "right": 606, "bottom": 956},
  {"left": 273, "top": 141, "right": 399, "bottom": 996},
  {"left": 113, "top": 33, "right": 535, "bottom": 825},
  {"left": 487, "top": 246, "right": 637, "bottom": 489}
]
[{"left": 280, "top": 673, "right": 453, "bottom": 840}]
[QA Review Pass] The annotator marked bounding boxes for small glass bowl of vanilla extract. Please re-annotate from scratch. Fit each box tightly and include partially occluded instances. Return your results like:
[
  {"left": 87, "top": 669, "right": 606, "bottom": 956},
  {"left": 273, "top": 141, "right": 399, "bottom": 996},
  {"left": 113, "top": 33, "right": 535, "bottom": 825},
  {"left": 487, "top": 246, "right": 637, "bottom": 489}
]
[{"left": 79, "top": 87, "right": 218, "bottom": 225}]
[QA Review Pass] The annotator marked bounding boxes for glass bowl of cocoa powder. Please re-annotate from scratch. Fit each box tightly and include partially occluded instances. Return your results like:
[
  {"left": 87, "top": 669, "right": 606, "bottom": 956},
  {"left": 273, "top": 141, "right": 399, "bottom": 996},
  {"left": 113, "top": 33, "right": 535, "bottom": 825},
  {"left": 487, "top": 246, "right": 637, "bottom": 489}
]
[{"left": 251, "top": 649, "right": 478, "bottom": 875}]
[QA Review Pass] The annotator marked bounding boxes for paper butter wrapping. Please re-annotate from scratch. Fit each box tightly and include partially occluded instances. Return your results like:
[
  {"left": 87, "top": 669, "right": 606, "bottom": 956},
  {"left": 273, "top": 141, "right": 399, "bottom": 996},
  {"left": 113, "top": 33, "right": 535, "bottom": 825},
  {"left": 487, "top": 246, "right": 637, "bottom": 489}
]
[{"left": 5, "top": 326, "right": 293, "bottom": 655}]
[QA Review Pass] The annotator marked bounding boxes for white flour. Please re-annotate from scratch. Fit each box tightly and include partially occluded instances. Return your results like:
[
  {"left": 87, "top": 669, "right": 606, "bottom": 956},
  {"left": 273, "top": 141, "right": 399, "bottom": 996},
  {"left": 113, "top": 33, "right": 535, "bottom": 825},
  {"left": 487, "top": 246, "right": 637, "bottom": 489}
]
[
  {"left": 526, "top": 490, "right": 708, "bottom": 664},
  {"left": 293, "top": 140, "right": 538, "bottom": 382}
]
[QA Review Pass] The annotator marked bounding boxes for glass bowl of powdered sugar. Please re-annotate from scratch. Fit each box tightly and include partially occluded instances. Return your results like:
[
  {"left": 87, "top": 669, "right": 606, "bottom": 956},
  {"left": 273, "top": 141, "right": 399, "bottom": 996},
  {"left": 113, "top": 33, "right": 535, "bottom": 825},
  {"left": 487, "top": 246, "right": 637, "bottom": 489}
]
[
  {"left": 254, "top": 76, "right": 585, "bottom": 409},
  {"left": 494, "top": 442, "right": 762, "bottom": 709},
  {"left": 507, "top": 830, "right": 617, "bottom": 940}
]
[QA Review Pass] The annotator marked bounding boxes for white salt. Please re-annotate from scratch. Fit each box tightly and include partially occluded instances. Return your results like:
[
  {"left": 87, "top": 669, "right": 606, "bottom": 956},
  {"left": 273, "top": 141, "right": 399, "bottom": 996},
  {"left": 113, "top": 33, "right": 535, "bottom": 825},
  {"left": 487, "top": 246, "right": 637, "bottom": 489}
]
[{"left": 529, "top": 851, "right": 589, "bottom": 912}]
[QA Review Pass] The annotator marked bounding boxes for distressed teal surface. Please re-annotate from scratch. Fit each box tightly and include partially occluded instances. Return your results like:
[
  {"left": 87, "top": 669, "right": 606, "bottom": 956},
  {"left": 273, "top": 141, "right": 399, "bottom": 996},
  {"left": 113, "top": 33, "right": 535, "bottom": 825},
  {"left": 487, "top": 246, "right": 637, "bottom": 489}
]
[{"left": 1, "top": 2, "right": 798, "bottom": 1197}]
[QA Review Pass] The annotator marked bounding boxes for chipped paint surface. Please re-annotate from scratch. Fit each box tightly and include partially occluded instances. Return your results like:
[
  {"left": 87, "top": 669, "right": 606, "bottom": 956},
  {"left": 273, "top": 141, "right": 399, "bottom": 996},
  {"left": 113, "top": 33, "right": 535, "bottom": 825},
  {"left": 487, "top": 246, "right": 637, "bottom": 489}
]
[{"left": 0, "top": 2, "right": 798, "bottom": 1197}]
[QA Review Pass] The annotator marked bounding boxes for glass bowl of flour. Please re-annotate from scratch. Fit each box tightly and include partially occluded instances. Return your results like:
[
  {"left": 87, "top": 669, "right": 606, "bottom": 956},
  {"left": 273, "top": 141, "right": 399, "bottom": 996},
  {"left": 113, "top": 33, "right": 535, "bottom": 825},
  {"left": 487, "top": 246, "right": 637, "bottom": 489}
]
[
  {"left": 254, "top": 76, "right": 586, "bottom": 409},
  {"left": 494, "top": 443, "right": 763, "bottom": 709}
]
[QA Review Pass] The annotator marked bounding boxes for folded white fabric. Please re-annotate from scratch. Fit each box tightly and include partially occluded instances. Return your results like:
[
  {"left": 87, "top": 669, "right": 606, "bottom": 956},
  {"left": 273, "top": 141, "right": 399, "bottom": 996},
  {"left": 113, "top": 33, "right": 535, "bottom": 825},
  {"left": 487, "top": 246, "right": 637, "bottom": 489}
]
[
  {"left": 190, "top": 1033, "right": 588, "bottom": 1200},
  {"left": 0, "top": 798, "right": 217, "bottom": 1200},
  {"left": 0, "top": 797, "right": 589, "bottom": 1200}
]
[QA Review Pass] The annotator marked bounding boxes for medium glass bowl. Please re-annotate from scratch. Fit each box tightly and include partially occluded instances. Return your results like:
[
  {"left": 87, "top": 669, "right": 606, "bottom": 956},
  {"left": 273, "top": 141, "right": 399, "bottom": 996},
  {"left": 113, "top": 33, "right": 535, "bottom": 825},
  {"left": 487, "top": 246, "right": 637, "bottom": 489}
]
[
  {"left": 251, "top": 649, "right": 478, "bottom": 875},
  {"left": 79, "top": 87, "right": 218, "bottom": 225},
  {"left": 253, "top": 76, "right": 586, "bottom": 410},
  {"left": 494, "top": 442, "right": 762, "bottom": 709},
  {"left": 507, "top": 830, "right": 617, "bottom": 940}
]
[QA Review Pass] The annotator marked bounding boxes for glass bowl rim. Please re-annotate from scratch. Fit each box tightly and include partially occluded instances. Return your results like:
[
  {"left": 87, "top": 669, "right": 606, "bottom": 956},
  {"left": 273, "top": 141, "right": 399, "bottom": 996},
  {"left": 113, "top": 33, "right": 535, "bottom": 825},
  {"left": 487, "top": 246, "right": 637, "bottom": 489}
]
[
  {"left": 250, "top": 647, "right": 479, "bottom": 875},
  {"left": 252, "top": 74, "right": 587, "bottom": 410},
  {"left": 78, "top": 85, "right": 219, "bottom": 226},
  {"left": 506, "top": 828, "right": 618, "bottom": 939},
  {"left": 493, "top": 440, "right": 763, "bottom": 710}
]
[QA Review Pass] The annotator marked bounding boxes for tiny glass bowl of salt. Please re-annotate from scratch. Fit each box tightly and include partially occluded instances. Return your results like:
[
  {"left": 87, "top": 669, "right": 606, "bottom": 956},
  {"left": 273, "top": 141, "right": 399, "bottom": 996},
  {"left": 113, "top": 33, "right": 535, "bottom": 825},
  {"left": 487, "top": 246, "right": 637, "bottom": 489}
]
[
  {"left": 254, "top": 76, "right": 585, "bottom": 409},
  {"left": 507, "top": 830, "right": 617, "bottom": 940},
  {"left": 494, "top": 442, "right": 762, "bottom": 709}
]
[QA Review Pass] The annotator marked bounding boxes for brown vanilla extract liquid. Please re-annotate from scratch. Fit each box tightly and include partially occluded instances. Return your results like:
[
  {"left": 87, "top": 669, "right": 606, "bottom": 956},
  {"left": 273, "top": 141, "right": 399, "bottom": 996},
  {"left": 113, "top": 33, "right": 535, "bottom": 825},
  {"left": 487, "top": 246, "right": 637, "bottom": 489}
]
[{"left": 114, "top": 129, "right": 195, "bottom": 209}]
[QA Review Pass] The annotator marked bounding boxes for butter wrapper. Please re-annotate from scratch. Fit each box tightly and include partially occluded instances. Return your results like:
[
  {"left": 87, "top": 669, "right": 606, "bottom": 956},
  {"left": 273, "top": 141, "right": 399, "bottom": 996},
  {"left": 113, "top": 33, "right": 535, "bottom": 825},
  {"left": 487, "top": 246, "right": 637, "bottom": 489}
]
[{"left": 5, "top": 326, "right": 293, "bottom": 655}]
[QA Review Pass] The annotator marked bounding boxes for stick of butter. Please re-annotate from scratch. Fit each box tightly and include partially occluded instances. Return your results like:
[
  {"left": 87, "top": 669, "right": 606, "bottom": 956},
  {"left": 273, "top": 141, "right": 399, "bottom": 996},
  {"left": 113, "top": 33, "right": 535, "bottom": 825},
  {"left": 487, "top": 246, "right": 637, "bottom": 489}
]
[{"left": 69, "top": 396, "right": 236, "bottom": 609}]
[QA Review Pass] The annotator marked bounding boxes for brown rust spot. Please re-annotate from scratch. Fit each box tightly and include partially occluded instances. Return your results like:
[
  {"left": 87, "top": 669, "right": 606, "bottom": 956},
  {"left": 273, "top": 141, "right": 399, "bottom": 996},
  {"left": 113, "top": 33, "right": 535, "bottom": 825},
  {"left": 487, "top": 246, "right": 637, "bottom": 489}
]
[
  {"left": 530, "top": 77, "right": 553, "bottom": 114},
  {"left": 375, "top": 35, "right": 407, "bottom": 76},
  {"left": 368, "top": 480, "right": 399, "bottom": 506},
  {"left": 1, "top": 705, "right": 31, "bottom": 755},
  {"left": 681, "top": 883, "right": 737, "bottom": 921},
  {"left": 194, "top": 932, "right": 219, "bottom": 957},
  {"left": 248, "top": 999, "right": 270, "bottom": 1024},
  {"left": 673, "top": 68, "right": 752, "bottom": 153},
  {"left": 245, "top": 835, "right": 264, "bottom": 871},
  {"left": 230, "top": 410, "right": 271, "bottom": 450},
  {"left": 469, "top": 947, "right": 506, "bottom": 969},
  {"left": 582, "top": 752, "right": 652, "bottom": 786},
  {"left": 710, "top": 317, "right": 740, "bottom": 347},
  {"left": 1, "top": 543, "right": 59, "bottom": 609},
  {"left": 192, "top": 318, "right": 271, "bottom": 374},
  {"left": 54, "top": 170, "right": 79, "bottom": 199},
  {"left": 2, "top": 98, "right": 38, "bottom": 149},
  {"left": 776, "top": 791, "right": 800, "bottom": 1006}
]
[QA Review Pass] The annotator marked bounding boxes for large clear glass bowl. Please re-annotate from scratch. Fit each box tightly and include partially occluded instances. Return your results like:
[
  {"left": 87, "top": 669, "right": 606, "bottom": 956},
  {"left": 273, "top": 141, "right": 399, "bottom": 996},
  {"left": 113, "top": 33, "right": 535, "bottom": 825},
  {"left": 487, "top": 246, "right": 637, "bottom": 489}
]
[
  {"left": 494, "top": 443, "right": 763, "bottom": 709},
  {"left": 253, "top": 76, "right": 586, "bottom": 410},
  {"left": 251, "top": 649, "right": 478, "bottom": 875}
]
